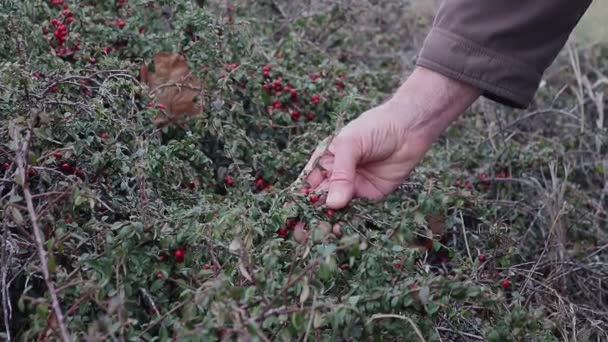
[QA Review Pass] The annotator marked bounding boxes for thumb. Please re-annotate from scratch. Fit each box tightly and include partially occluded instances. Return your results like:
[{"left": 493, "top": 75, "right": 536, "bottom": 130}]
[{"left": 326, "top": 136, "right": 360, "bottom": 209}]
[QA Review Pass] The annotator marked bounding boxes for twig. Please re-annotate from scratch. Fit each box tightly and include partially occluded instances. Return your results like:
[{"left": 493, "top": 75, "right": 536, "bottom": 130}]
[
  {"left": 436, "top": 327, "right": 484, "bottom": 340},
  {"left": 15, "top": 128, "right": 71, "bottom": 342},
  {"left": 368, "top": 314, "right": 426, "bottom": 342},
  {"left": 1, "top": 220, "right": 12, "bottom": 341},
  {"left": 459, "top": 210, "right": 472, "bottom": 263},
  {"left": 138, "top": 300, "right": 187, "bottom": 338}
]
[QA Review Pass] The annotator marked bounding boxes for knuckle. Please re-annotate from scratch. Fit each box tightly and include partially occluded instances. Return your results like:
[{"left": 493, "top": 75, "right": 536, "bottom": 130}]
[{"left": 330, "top": 170, "right": 353, "bottom": 182}]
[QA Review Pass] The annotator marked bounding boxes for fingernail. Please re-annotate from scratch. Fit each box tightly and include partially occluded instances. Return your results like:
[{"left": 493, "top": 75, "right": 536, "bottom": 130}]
[{"left": 326, "top": 191, "right": 341, "bottom": 207}]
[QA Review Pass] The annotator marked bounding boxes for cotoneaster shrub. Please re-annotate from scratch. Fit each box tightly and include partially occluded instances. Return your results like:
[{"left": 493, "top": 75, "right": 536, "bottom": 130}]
[{"left": 2, "top": 1, "right": 605, "bottom": 341}]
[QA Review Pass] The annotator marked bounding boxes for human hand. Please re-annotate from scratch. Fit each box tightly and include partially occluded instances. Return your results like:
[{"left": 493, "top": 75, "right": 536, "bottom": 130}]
[{"left": 301, "top": 67, "right": 481, "bottom": 209}]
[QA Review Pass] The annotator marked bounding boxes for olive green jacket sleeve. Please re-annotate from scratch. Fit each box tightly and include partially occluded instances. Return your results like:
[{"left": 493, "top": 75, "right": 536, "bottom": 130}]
[{"left": 416, "top": 1, "right": 592, "bottom": 108}]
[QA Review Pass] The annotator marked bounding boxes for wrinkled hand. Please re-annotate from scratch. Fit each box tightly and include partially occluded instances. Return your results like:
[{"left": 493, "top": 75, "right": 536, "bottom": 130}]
[
  {"left": 301, "top": 67, "right": 481, "bottom": 209},
  {"left": 302, "top": 103, "right": 433, "bottom": 209}
]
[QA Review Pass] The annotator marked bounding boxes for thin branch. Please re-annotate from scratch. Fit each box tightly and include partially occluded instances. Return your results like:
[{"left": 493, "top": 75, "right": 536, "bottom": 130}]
[
  {"left": 15, "top": 128, "right": 71, "bottom": 342},
  {"left": 368, "top": 314, "right": 426, "bottom": 342}
]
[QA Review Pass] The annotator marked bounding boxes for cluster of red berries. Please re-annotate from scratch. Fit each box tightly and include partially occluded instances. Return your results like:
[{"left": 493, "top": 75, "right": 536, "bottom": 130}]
[
  {"left": 51, "top": 151, "right": 88, "bottom": 178},
  {"left": 276, "top": 218, "right": 299, "bottom": 238},
  {"left": 48, "top": 8, "right": 76, "bottom": 58},
  {"left": 261, "top": 64, "right": 321, "bottom": 123},
  {"left": 43, "top": 1, "right": 125, "bottom": 60},
  {"left": 453, "top": 179, "right": 472, "bottom": 191}
]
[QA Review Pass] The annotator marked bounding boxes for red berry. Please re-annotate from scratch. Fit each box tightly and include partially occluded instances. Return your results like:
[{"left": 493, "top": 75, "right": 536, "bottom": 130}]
[
  {"left": 306, "top": 112, "right": 315, "bottom": 121},
  {"left": 52, "top": 151, "right": 62, "bottom": 159},
  {"left": 290, "top": 89, "right": 298, "bottom": 101},
  {"left": 277, "top": 228, "right": 288, "bottom": 237},
  {"left": 62, "top": 3, "right": 69, "bottom": 9},
  {"left": 290, "top": 111, "right": 300, "bottom": 121},
  {"left": 2, "top": 162, "right": 9, "bottom": 171},
  {"left": 393, "top": 263, "right": 402, "bottom": 269},
  {"left": 89, "top": 57, "right": 97, "bottom": 65},
  {"left": 99, "top": 133, "right": 109, "bottom": 139},
  {"left": 272, "top": 101, "right": 281, "bottom": 110},
  {"left": 478, "top": 254, "right": 487, "bottom": 263},
  {"left": 300, "top": 187, "right": 311, "bottom": 195},
  {"left": 66, "top": 17, "right": 74, "bottom": 25},
  {"left": 262, "top": 70, "right": 270, "bottom": 78},
  {"left": 174, "top": 249, "right": 185, "bottom": 263},
  {"left": 65, "top": 216, "right": 72, "bottom": 224},
  {"left": 262, "top": 64, "right": 272, "bottom": 72},
  {"left": 453, "top": 180, "right": 461, "bottom": 188},
  {"left": 156, "top": 272, "right": 163, "bottom": 280},
  {"left": 423, "top": 239, "right": 433, "bottom": 251},
  {"left": 501, "top": 279, "right": 511, "bottom": 289},
  {"left": 224, "top": 175, "right": 234, "bottom": 186},
  {"left": 103, "top": 46, "right": 111, "bottom": 54},
  {"left": 43, "top": 27, "right": 49, "bottom": 35},
  {"left": 309, "top": 194, "right": 319, "bottom": 203},
  {"left": 61, "top": 163, "right": 74, "bottom": 174},
  {"left": 325, "top": 209, "right": 335, "bottom": 218},
  {"left": 75, "top": 169, "right": 85, "bottom": 179},
  {"left": 203, "top": 263, "right": 211, "bottom": 270},
  {"left": 255, "top": 178, "right": 265, "bottom": 190},
  {"left": 51, "top": 0, "right": 64, "bottom": 6},
  {"left": 335, "top": 81, "right": 345, "bottom": 90},
  {"left": 339, "top": 264, "right": 349, "bottom": 270},
  {"left": 310, "top": 73, "right": 320, "bottom": 81},
  {"left": 157, "top": 104, "right": 166, "bottom": 110},
  {"left": 28, "top": 168, "right": 37, "bottom": 178},
  {"left": 116, "top": 18, "right": 125, "bottom": 29},
  {"left": 311, "top": 94, "right": 320, "bottom": 105},
  {"left": 159, "top": 255, "right": 166, "bottom": 262},
  {"left": 285, "top": 218, "right": 297, "bottom": 229}
]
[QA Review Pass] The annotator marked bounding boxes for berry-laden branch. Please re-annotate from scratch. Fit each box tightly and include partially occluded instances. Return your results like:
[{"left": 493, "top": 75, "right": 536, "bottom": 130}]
[{"left": 14, "top": 127, "right": 71, "bottom": 342}]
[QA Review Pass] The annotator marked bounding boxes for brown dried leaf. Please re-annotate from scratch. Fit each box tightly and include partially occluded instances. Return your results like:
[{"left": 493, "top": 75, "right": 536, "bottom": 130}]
[{"left": 140, "top": 52, "right": 203, "bottom": 126}]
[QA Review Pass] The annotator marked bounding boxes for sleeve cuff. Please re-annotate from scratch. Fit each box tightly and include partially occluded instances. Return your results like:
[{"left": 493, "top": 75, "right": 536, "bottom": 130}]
[{"left": 416, "top": 27, "right": 542, "bottom": 109}]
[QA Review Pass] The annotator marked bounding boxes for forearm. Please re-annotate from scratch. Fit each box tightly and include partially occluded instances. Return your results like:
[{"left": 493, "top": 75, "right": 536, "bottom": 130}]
[{"left": 387, "top": 66, "right": 481, "bottom": 146}]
